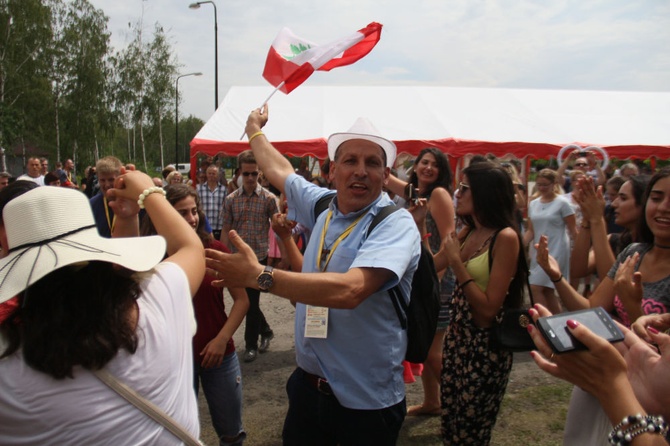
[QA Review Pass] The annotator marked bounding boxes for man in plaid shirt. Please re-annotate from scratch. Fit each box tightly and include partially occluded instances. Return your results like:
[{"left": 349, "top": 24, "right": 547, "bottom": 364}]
[
  {"left": 221, "top": 150, "right": 279, "bottom": 362},
  {"left": 197, "top": 164, "right": 227, "bottom": 240}
]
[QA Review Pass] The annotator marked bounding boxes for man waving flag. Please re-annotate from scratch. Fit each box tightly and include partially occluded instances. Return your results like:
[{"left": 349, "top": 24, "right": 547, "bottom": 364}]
[{"left": 263, "top": 22, "right": 383, "bottom": 94}]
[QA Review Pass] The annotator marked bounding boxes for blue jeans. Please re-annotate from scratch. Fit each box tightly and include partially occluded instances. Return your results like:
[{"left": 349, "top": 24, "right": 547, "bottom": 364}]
[
  {"left": 194, "top": 352, "right": 246, "bottom": 446},
  {"left": 282, "top": 368, "right": 406, "bottom": 446}
]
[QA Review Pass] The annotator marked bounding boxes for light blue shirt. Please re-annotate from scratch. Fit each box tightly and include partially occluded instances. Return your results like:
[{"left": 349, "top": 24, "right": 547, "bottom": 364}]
[{"left": 285, "top": 174, "right": 420, "bottom": 410}]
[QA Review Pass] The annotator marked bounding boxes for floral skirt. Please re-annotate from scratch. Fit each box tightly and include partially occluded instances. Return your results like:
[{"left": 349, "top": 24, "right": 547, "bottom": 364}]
[{"left": 440, "top": 283, "right": 512, "bottom": 445}]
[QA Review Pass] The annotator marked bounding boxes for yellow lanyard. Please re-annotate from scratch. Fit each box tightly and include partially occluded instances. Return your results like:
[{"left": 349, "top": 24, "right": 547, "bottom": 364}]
[
  {"left": 316, "top": 210, "right": 366, "bottom": 272},
  {"left": 103, "top": 197, "right": 116, "bottom": 234}
]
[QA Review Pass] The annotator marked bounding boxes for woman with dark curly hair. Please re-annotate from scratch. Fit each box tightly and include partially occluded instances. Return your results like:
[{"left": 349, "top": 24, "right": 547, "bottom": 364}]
[
  {"left": 142, "top": 184, "right": 249, "bottom": 446},
  {"left": 387, "top": 147, "right": 455, "bottom": 417}
]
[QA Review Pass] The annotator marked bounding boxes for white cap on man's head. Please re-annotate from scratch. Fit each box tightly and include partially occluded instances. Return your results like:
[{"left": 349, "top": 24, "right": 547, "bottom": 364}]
[{"left": 327, "top": 118, "right": 397, "bottom": 167}]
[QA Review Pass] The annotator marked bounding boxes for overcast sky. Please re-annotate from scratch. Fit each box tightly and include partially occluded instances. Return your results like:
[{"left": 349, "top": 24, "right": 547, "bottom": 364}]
[{"left": 89, "top": 0, "right": 670, "bottom": 123}]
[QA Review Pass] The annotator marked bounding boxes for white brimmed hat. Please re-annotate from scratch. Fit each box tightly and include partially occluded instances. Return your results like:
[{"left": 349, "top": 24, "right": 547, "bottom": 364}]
[
  {"left": 0, "top": 186, "right": 166, "bottom": 304},
  {"left": 327, "top": 117, "right": 397, "bottom": 167}
]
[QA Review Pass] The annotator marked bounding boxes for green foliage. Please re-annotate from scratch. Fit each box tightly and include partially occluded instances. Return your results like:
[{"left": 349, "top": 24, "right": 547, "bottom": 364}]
[{"left": 0, "top": 0, "right": 199, "bottom": 175}]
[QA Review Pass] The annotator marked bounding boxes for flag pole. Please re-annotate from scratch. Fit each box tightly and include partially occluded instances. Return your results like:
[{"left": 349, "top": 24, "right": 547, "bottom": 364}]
[{"left": 239, "top": 82, "right": 285, "bottom": 140}]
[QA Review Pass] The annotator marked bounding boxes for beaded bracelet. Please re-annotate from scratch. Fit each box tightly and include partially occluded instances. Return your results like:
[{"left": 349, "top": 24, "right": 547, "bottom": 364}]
[
  {"left": 608, "top": 414, "right": 668, "bottom": 445},
  {"left": 137, "top": 186, "right": 167, "bottom": 209}
]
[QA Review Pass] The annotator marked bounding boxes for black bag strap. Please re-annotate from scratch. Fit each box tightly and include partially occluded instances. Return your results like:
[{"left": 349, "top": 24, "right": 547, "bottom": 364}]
[
  {"left": 313, "top": 193, "right": 336, "bottom": 220},
  {"left": 365, "top": 204, "right": 408, "bottom": 328},
  {"left": 487, "top": 228, "right": 534, "bottom": 307},
  {"left": 313, "top": 199, "right": 408, "bottom": 327},
  {"left": 367, "top": 204, "right": 401, "bottom": 236}
]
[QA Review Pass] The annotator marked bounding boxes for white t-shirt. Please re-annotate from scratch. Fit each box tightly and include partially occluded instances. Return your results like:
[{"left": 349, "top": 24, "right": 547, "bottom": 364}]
[
  {"left": 17, "top": 174, "right": 45, "bottom": 186},
  {"left": 0, "top": 262, "right": 199, "bottom": 445}
]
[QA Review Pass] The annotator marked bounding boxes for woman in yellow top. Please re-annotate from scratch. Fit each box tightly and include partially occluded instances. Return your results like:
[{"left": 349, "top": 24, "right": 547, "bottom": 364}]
[{"left": 437, "top": 161, "right": 527, "bottom": 445}]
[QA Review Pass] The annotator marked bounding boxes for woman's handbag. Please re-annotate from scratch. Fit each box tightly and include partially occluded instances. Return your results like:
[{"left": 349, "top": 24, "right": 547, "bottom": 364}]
[
  {"left": 489, "top": 308, "right": 535, "bottom": 352},
  {"left": 487, "top": 230, "right": 536, "bottom": 352}
]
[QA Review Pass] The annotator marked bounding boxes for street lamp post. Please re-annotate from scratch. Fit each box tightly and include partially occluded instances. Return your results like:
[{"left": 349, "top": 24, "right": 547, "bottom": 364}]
[
  {"left": 175, "top": 72, "right": 202, "bottom": 170},
  {"left": 189, "top": 1, "right": 218, "bottom": 110}
]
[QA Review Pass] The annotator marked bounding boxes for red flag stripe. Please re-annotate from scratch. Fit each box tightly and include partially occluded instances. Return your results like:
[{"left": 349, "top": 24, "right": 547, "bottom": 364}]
[{"left": 262, "top": 22, "right": 383, "bottom": 94}]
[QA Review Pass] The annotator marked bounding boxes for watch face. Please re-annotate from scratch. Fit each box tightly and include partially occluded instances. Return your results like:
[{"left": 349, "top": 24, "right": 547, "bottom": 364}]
[{"left": 258, "top": 272, "right": 274, "bottom": 291}]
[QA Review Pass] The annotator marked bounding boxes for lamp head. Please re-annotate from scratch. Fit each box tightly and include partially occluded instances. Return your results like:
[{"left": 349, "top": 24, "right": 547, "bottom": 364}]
[{"left": 189, "top": 2, "right": 201, "bottom": 9}]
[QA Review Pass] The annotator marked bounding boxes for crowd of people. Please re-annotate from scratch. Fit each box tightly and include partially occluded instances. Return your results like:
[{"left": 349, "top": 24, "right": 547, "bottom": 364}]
[{"left": 0, "top": 112, "right": 668, "bottom": 446}]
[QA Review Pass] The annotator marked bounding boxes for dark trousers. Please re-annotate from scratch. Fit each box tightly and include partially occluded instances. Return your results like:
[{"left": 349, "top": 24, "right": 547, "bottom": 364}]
[
  {"left": 282, "top": 368, "right": 406, "bottom": 446},
  {"left": 244, "top": 257, "right": 272, "bottom": 350}
]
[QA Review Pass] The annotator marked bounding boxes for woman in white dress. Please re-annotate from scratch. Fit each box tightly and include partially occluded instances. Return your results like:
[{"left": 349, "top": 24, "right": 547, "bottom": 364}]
[{"left": 523, "top": 168, "right": 577, "bottom": 314}]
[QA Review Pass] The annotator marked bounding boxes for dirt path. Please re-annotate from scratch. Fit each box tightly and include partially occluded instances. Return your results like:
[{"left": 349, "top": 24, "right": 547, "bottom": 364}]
[{"left": 198, "top": 292, "right": 567, "bottom": 445}]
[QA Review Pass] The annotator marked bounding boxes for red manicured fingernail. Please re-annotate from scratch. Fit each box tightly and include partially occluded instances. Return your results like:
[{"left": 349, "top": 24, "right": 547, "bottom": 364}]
[
  {"left": 648, "top": 326, "right": 660, "bottom": 334},
  {"left": 527, "top": 324, "right": 534, "bottom": 334},
  {"left": 566, "top": 319, "right": 579, "bottom": 329}
]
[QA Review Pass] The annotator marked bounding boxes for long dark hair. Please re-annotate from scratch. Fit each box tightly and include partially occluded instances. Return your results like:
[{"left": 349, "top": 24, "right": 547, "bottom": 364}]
[
  {"left": 409, "top": 147, "right": 453, "bottom": 196},
  {"left": 639, "top": 168, "right": 670, "bottom": 244},
  {"left": 461, "top": 161, "right": 527, "bottom": 309},
  {"left": 612, "top": 174, "right": 650, "bottom": 254},
  {"left": 1, "top": 262, "right": 141, "bottom": 379},
  {"left": 141, "top": 184, "right": 211, "bottom": 246}
]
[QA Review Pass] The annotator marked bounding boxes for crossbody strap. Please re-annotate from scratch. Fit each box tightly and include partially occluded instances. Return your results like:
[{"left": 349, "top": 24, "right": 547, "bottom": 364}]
[
  {"left": 93, "top": 369, "right": 201, "bottom": 446},
  {"left": 487, "top": 228, "right": 534, "bottom": 307}
]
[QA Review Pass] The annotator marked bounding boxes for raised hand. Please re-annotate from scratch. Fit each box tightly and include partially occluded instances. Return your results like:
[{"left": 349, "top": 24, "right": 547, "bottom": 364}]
[{"left": 535, "top": 235, "right": 562, "bottom": 282}]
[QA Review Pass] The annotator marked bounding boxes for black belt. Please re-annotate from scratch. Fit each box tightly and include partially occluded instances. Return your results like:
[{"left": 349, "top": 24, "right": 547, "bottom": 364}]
[{"left": 301, "top": 369, "right": 333, "bottom": 396}]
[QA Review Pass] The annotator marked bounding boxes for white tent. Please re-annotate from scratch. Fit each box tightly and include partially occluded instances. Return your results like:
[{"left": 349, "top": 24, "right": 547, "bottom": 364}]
[{"left": 190, "top": 85, "right": 670, "bottom": 171}]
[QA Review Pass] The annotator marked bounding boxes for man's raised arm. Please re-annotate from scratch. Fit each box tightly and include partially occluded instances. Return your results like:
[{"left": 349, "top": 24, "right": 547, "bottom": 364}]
[{"left": 246, "top": 105, "right": 295, "bottom": 194}]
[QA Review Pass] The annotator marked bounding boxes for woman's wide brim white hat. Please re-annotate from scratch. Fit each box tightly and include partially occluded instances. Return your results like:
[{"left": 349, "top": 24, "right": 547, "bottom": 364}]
[
  {"left": 327, "top": 117, "right": 397, "bottom": 167},
  {"left": 0, "top": 186, "right": 166, "bottom": 304}
]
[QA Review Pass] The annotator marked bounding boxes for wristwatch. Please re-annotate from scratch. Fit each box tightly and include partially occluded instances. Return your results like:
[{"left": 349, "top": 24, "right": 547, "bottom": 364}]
[{"left": 257, "top": 265, "right": 275, "bottom": 291}]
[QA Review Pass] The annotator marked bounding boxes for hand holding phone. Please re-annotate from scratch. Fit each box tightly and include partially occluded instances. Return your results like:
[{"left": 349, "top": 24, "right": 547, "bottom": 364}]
[{"left": 537, "top": 307, "right": 624, "bottom": 353}]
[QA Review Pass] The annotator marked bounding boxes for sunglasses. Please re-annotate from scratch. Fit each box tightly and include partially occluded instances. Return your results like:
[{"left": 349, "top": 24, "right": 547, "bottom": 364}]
[
  {"left": 242, "top": 171, "right": 259, "bottom": 177},
  {"left": 459, "top": 182, "right": 470, "bottom": 193}
]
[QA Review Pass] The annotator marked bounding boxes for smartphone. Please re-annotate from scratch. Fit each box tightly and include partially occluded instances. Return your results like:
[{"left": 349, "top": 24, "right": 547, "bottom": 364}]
[
  {"left": 577, "top": 151, "right": 589, "bottom": 157},
  {"left": 537, "top": 307, "right": 624, "bottom": 353},
  {"left": 408, "top": 186, "right": 420, "bottom": 205}
]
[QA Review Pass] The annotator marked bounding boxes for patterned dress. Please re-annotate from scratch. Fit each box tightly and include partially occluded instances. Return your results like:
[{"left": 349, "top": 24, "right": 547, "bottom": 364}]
[{"left": 440, "top": 250, "right": 513, "bottom": 445}]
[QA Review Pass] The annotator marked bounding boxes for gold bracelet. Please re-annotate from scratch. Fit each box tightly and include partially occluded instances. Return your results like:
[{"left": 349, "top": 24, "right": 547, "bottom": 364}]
[{"left": 248, "top": 131, "right": 264, "bottom": 143}]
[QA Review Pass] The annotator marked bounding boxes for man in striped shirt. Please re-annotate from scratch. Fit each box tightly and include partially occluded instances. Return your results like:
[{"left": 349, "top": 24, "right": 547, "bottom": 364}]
[
  {"left": 221, "top": 150, "right": 278, "bottom": 362},
  {"left": 197, "top": 164, "right": 227, "bottom": 240}
]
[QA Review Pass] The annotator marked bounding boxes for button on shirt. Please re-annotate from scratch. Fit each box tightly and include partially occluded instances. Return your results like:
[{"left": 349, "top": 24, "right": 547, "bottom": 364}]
[
  {"left": 197, "top": 183, "right": 227, "bottom": 231},
  {"left": 285, "top": 174, "right": 421, "bottom": 410},
  {"left": 222, "top": 184, "right": 278, "bottom": 260}
]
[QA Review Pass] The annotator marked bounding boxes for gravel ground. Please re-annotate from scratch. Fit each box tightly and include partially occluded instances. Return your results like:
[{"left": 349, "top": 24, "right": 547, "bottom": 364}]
[{"left": 197, "top": 291, "right": 566, "bottom": 446}]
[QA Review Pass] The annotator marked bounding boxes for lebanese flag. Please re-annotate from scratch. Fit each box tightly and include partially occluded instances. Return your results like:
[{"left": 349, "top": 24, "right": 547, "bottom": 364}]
[{"left": 263, "top": 22, "right": 382, "bottom": 94}]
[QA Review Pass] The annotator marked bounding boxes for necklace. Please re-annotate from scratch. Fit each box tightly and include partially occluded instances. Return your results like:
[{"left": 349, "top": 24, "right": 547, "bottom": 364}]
[
  {"left": 654, "top": 243, "right": 670, "bottom": 249},
  {"left": 463, "top": 230, "right": 496, "bottom": 263}
]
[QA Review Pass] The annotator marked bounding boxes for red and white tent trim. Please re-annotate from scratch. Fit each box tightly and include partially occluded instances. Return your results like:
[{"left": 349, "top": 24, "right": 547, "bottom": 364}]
[{"left": 190, "top": 85, "right": 670, "bottom": 174}]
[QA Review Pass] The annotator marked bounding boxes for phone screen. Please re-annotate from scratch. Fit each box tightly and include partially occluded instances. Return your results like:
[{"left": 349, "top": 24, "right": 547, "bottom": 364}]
[{"left": 537, "top": 307, "right": 624, "bottom": 353}]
